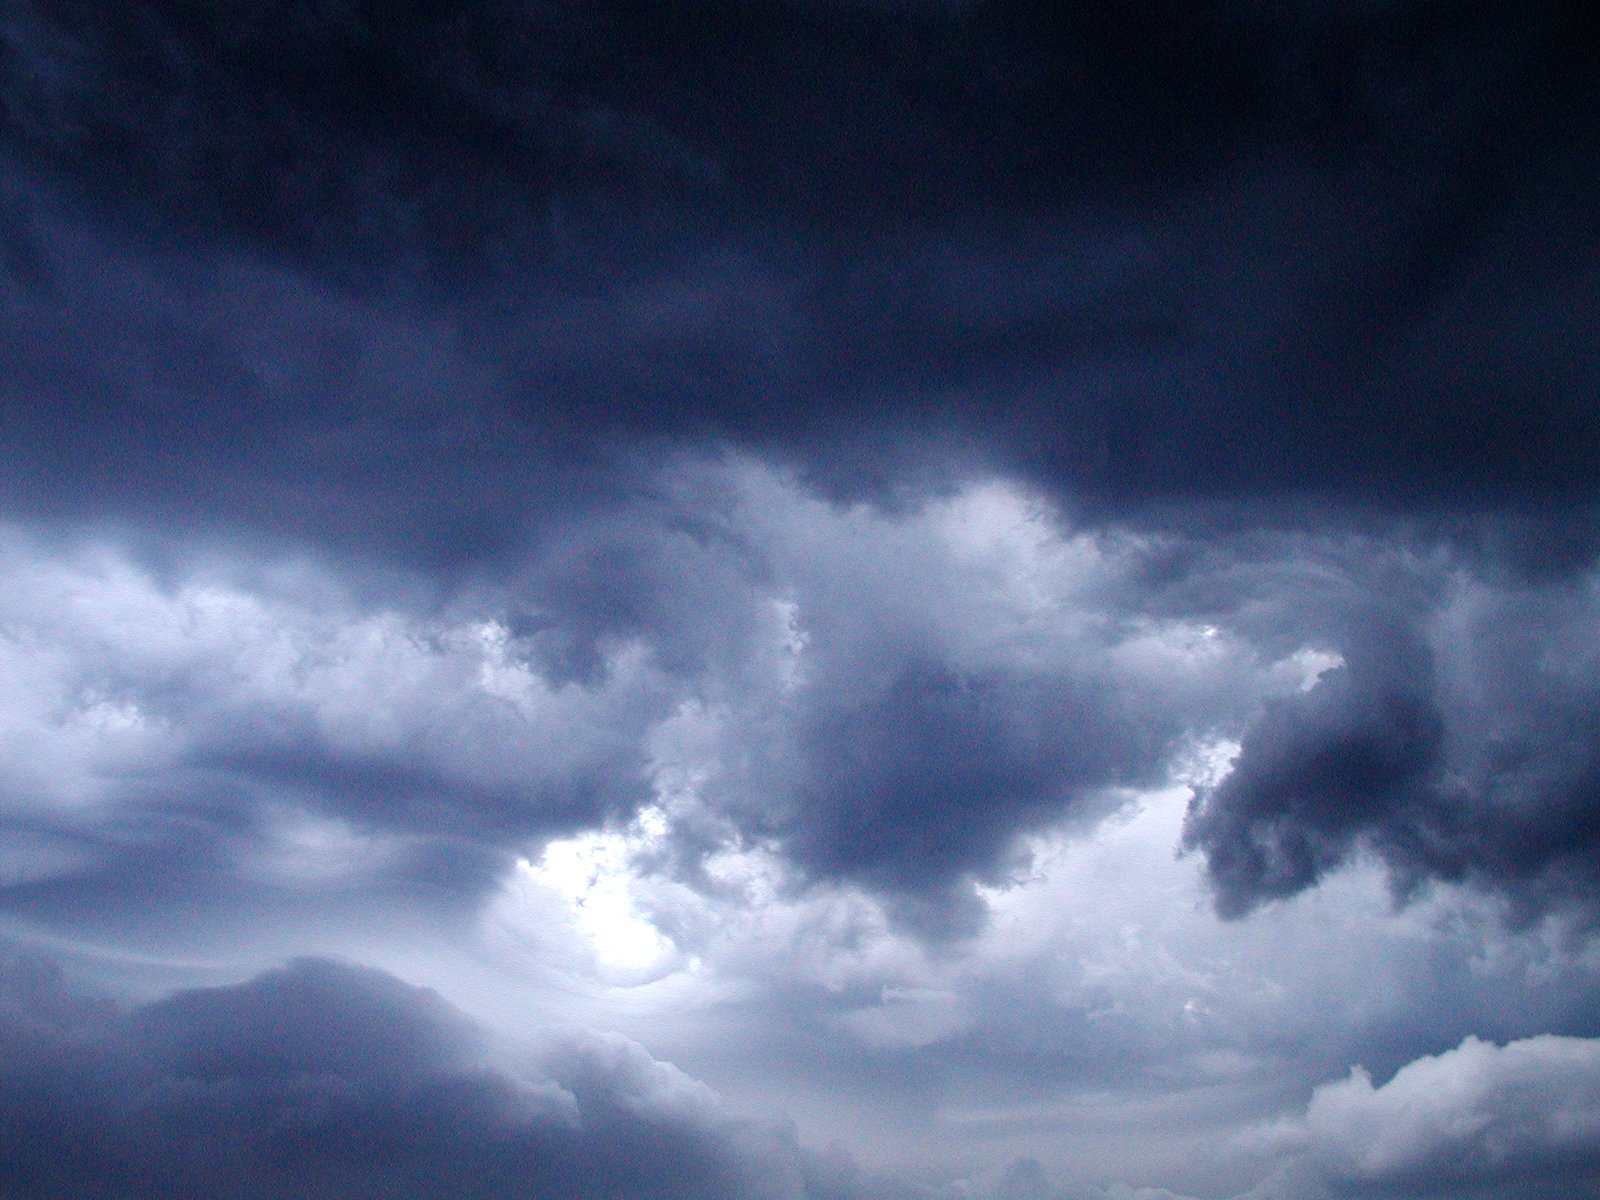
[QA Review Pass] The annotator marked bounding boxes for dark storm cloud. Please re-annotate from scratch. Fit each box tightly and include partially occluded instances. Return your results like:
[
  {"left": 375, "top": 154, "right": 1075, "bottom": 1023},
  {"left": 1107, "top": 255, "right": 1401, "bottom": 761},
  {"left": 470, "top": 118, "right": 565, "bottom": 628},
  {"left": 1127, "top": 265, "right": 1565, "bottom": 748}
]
[
  {"left": 0, "top": 948, "right": 895, "bottom": 1200},
  {"left": 1186, "top": 553, "right": 1600, "bottom": 924},
  {"left": 6, "top": 6, "right": 1600, "bottom": 1195},
  {"left": 0, "top": 1, "right": 1285, "bottom": 279},
  {"left": 0, "top": 0, "right": 717, "bottom": 286},
  {"left": 0, "top": 0, "right": 1597, "bottom": 946},
  {"left": 0, "top": 0, "right": 1596, "bottom": 551},
  {"left": 0, "top": 457, "right": 1319, "bottom": 941},
  {"left": 515, "top": 468, "right": 1278, "bottom": 929},
  {"left": 1185, "top": 622, "right": 1441, "bottom": 917},
  {"left": 6, "top": 453, "right": 1600, "bottom": 941},
  {"left": 778, "top": 660, "right": 1162, "bottom": 917}
]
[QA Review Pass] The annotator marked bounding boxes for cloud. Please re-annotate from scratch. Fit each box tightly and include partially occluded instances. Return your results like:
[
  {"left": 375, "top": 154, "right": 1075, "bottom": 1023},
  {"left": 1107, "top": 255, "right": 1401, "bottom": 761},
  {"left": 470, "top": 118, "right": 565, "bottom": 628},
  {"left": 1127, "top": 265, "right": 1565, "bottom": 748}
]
[
  {"left": 0, "top": 948, "right": 886, "bottom": 1200},
  {"left": 511, "top": 772, "right": 1600, "bottom": 1198},
  {"left": 0, "top": 465, "right": 1312, "bottom": 936},
  {"left": 1185, "top": 626, "right": 1442, "bottom": 916},
  {"left": 536, "top": 467, "right": 1286, "bottom": 929},
  {"left": 0, "top": 526, "right": 677, "bottom": 927},
  {"left": 0, "top": 0, "right": 717, "bottom": 285},
  {"left": 46, "top": 945, "right": 1593, "bottom": 1200},
  {"left": 1019, "top": 1031, "right": 1600, "bottom": 1199},
  {"left": 0, "top": 6, "right": 1598, "bottom": 1199},
  {"left": 1186, "top": 556, "right": 1600, "bottom": 923},
  {"left": 15, "top": 453, "right": 1600, "bottom": 945},
  {"left": 1279, "top": 1033, "right": 1600, "bottom": 1199},
  {"left": 0, "top": 1, "right": 1596, "bottom": 545}
]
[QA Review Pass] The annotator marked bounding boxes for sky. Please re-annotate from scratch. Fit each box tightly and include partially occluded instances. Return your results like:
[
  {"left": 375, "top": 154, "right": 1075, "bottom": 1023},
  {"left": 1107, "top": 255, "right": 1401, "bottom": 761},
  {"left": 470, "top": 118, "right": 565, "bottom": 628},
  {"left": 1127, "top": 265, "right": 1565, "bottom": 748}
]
[{"left": 2, "top": 2, "right": 1600, "bottom": 1197}]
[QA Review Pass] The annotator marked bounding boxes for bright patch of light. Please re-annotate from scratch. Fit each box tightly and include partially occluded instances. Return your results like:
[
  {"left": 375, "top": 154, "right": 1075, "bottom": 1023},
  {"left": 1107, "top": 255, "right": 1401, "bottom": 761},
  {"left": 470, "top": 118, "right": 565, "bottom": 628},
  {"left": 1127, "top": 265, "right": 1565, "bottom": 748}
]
[
  {"left": 1291, "top": 647, "right": 1344, "bottom": 691},
  {"left": 774, "top": 597, "right": 808, "bottom": 690},
  {"left": 927, "top": 478, "right": 1094, "bottom": 625},
  {"left": 519, "top": 811, "right": 679, "bottom": 982},
  {"left": 243, "top": 807, "right": 404, "bottom": 885},
  {"left": 71, "top": 693, "right": 147, "bottom": 732},
  {"left": 1173, "top": 738, "right": 1242, "bottom": 790}
]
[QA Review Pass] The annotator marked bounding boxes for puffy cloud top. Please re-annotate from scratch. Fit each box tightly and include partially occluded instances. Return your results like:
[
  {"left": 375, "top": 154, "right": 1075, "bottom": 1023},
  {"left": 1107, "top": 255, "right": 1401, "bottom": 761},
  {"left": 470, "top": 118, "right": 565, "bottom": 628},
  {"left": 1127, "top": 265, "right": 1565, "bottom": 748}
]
[
  {"left": 1299, "top": 1034, "right": 1600, "bottom": 1198},
  {"left": 0, "top": 950, "right": 871, "bottom": 1200}
]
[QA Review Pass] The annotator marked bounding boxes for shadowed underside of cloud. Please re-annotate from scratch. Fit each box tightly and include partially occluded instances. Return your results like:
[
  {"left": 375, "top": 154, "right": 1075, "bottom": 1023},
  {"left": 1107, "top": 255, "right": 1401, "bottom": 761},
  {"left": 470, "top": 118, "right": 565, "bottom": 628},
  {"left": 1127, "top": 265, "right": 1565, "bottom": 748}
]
[
  {"left": 0, "top": 0, "right": 1596, "bottom": 543},
  {"left": 7, "top": 461, "right": 1600, "bottom": 935},
  {"left": 3, "top": 3, "right": 1598, "bottom": 939},
  {"left": 1186, "top": 564, "right": 1600, "bottom": 923},
  {"left": 2, "top": 5, "right": 1600, "bottom": 1199},
  {"left": 9, "top": 946, "right": 1598, "bottom": 1200},
  {"left": 1185, "top": 622, "right": 1446, "bottom": 916},
  {"left": 0, "top": 473, "right": 1266, "bottom": 934},
  {"left": 0, "top": 949, "right": 890, "bottom": 1200}
]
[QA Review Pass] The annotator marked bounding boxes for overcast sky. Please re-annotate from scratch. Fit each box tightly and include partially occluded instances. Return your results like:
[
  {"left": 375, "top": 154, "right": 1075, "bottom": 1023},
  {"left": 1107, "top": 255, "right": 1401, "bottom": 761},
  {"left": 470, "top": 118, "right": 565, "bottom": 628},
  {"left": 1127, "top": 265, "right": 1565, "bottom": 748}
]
[{"left": 2, "top": 3, "right": 1600, "bottom": 1198}]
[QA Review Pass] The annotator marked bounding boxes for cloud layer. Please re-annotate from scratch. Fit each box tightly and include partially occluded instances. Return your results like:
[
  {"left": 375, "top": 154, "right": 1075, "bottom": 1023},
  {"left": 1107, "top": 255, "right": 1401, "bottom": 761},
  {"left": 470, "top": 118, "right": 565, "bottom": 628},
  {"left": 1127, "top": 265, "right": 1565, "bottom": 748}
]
[
  {"left": 2, "top": 1, "right": 1598, "bottom": 535},
  {"left": 0, "top": 950, "right": 884, "bottom": 1200},
  {"left": 2, "top": 2, "right": 1599, "bottom": 1196},
  {"left": 1188, "top": 558, "right": 1600, "bottom": 922}
]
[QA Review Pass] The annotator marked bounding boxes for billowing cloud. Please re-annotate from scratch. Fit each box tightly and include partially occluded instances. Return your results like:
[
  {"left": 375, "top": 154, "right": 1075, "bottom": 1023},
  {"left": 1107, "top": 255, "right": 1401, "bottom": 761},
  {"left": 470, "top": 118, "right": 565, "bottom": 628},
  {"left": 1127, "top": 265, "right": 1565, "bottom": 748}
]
[
  {"left": 9, "top": 455, "right": 1600, "bottom": 943},
  {"left": 1188, "top": 557, "right": 1600, "bottom": 922},
  {"left": 0, "top": 466, "right": 1315, "bottom": 935},
  {"left": 2, "top": 2, "right": 1600, "bottom": 1197},
  {"left": 1261, "top": 1033, "right": 1600, "bottom": 1200},
  {"left": 0, "top": 949, "right": 883, "bottom": 1200},
  {"left": 1186, "top": 621, "right": 1443, "bottom": 916},
  {"left": 0, "top": 525, "right": 673, "bottom": 914}
]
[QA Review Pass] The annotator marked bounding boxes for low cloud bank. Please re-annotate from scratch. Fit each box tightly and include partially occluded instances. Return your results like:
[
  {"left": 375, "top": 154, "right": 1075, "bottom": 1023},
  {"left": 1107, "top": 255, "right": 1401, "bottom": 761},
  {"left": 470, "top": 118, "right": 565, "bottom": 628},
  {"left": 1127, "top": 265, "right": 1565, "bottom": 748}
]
[{"left": 0, "top": 949, "right": 892, "bottom": 1200}]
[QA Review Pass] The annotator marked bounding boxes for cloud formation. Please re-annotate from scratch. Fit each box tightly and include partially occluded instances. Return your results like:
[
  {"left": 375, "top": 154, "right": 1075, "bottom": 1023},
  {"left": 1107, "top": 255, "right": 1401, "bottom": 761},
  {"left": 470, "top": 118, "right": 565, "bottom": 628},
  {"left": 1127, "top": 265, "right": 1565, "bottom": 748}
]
[
  {"left": 0, "top": 950, "right": 877, "bottom": 1200},
  {"left": 1, "top": 0, "right": 1597, "bottom": 539},
  {"left": 1282, "top": 1034, "right": 1600, "bottom": 1199},
  {"left": 0, "top": 468, "right": 1316, "bottom": 935},
  {"left": 1188, "top": 557, "right": 1600, "bottom": 923},
  {"left": 2, "top": 2, "right": 1600, "bottom": 1196}
]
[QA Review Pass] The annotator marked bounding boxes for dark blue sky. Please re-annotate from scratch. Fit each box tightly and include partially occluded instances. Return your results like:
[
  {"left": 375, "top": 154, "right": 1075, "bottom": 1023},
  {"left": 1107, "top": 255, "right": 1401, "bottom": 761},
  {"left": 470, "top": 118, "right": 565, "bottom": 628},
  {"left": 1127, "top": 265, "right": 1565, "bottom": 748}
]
[{"left": 2, "top": 4, "right": 1599, "bottom": 1198}]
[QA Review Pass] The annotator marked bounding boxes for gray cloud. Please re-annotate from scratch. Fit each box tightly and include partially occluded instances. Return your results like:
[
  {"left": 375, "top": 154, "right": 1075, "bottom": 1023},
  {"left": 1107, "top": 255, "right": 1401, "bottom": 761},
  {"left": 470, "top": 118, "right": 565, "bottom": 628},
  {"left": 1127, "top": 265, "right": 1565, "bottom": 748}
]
[
  {"left": 0, "top": 529, "right": 671, "bottom": 903},
  {"left": 0, "top": 466, "right": 1299, "bottom": 937},
  {"left": 518, "top": 468, "right": 1283, "bottom": 930},
  {"left": 8, "top": 454, "right": 1600, "bottom": 949},
  {"left": 1187, "top": 557, "right": 1600, "bottom": 924},
  {"left": 1285, "top": 1033, "right": 1600, "bottom": 1199},
  {"left": 0, "top": 948, "right": 889, "bottom": 1200},
  {"left": 1186, "top": 629, "right": 1442, "bottom": 916},
  {"left": 0, "top": 0, "right": 1595, "bottom": 543},
  {"left": 965, "top": 1033, "right": 1600, "bottom": 1199},
  {"left": 2, "top": 5, "right": 1600, "bottom": 1194}
]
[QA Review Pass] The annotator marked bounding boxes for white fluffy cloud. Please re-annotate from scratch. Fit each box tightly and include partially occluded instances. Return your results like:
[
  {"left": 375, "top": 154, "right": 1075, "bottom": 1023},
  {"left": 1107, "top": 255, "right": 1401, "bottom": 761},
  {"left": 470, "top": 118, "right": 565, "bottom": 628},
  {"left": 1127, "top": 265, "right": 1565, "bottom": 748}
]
[
  {"left": 0, "top": 527, "right": 669, "bottom": 869},
  {"left": 1303, "top": 1034, "right": 1600, "bottom": 1193},
  {"left": 1220, "top": 1033, "right": 1600, "bottom": 1200}
]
